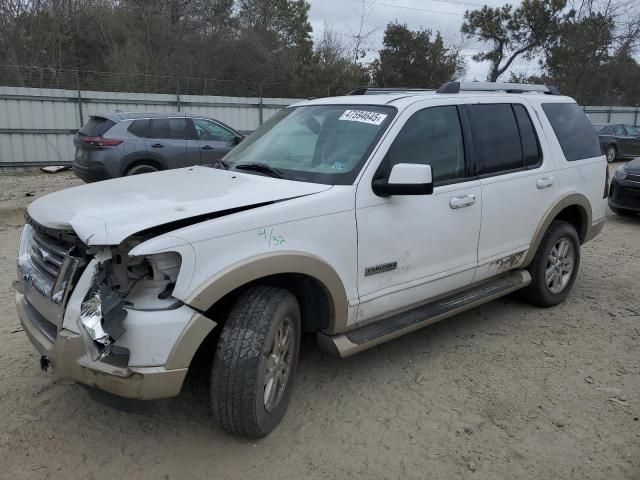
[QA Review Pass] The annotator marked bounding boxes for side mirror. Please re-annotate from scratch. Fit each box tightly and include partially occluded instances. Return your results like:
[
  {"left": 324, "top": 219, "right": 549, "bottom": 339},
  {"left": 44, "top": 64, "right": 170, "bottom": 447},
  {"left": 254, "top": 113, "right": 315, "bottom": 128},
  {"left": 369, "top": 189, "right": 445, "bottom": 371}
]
[
  {"left": 233, "top": 135, "right": 244, "bottom": 145},
  {"left": 372, "top": 163, "right": 434, "bottom": 197}
]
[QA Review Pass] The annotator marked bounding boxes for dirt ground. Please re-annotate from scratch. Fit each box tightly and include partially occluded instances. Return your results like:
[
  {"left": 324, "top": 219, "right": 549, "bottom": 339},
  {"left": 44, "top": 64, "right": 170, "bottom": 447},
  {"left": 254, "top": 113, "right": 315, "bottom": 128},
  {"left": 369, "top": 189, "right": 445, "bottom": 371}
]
[{"left": 0, "top": 168, "right": 638, "bottom": 480}]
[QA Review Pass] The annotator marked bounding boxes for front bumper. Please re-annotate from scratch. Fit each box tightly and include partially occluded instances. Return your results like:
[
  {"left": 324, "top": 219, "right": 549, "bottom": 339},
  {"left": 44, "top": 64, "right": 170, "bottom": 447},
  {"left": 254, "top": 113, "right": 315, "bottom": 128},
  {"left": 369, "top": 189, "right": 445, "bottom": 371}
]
[
  {"left": 16, "top": 292, "right": 192, "bottom": 400},
  {"left": 609, "top": 177, "right": 640, "bottom": 212}
]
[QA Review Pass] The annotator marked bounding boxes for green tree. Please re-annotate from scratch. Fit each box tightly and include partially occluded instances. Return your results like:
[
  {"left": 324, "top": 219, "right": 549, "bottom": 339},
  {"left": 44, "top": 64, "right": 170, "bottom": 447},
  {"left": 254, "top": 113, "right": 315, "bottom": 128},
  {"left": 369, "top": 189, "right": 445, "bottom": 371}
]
[
  {"left": 371, "top": 23, "right": 465, "bottom": 88},
  {"left": 461, "top": 0, "right": 567, "bottom": 82}
]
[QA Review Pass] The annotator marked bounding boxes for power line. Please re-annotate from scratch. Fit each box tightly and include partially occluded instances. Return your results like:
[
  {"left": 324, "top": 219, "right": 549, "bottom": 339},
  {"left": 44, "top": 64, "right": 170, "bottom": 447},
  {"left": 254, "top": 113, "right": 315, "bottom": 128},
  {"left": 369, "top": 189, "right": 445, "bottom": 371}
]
[{"left": 346, "top": 0, "right": 466, "bottom": 16}]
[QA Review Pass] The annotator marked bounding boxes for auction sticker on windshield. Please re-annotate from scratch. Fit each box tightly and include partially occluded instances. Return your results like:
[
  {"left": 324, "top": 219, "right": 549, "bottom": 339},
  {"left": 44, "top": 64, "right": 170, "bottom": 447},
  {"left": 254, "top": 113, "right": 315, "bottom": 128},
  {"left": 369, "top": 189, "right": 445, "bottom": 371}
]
[{"left": 339, "top": 110, "right": 388, "bottom": 125}]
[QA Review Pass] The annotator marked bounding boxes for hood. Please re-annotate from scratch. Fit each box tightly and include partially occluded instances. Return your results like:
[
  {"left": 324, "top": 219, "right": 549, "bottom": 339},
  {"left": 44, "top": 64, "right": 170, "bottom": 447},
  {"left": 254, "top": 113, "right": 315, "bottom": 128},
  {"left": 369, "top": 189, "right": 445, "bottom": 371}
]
[
  {"left": 28, "top": 166, "right": 332, "bottom": 245},
  {"left": 625, "top": 157, "right": 640, "bottom": 172}
]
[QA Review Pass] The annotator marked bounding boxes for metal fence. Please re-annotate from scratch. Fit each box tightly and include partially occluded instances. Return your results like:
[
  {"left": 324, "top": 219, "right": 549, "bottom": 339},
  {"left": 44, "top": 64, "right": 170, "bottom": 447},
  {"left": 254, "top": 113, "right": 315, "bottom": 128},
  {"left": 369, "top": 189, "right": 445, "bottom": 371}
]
[
  {"left": 0, "top": 86, "right": 299, "bottom": 166},
  {"left": 582, "top": 106, "right": 640, "bottom": 126}
]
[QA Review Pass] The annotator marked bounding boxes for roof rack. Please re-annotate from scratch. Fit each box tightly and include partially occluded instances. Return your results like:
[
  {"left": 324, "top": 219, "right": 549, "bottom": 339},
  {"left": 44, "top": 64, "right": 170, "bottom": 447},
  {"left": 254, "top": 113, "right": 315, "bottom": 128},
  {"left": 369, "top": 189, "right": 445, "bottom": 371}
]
[
  {"left": 436, "top": 81, "right": 561, "bottom": 96},
  {"left": 348, "top": 87, "right": 434, "bottom": 95}
]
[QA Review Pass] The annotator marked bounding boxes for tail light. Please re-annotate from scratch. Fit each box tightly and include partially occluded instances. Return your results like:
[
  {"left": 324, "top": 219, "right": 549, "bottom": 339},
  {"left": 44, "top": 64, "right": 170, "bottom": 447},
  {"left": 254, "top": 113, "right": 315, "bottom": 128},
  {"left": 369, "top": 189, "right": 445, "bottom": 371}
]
[
  {"left": 604, "top": 163, "right": 609, "bottom": 198},
  {"left": 80, "top": 136, "right": 123, "bottom": 147}
]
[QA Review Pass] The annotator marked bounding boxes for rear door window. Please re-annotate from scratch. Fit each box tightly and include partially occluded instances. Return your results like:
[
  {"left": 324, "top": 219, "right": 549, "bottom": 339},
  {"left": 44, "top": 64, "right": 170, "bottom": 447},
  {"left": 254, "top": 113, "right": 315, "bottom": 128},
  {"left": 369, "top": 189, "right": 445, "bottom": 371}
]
[
  {"left": 127, "top": 119, "right": 150, "bottom": 137},
  {"left": 541, "top": 103, "right": 602, "bottom": 161},
  {"left": 513, "top": 104, "right": 541, "bottom": 167},
  {"left": 78, "top": 116, "right": 115, "bottom": 136},
  {"left": 468, "top": 104, "right": 525, "bottom": 175},
  {"left": 149, "top": 118, "right": 192, "bottom": 140}
]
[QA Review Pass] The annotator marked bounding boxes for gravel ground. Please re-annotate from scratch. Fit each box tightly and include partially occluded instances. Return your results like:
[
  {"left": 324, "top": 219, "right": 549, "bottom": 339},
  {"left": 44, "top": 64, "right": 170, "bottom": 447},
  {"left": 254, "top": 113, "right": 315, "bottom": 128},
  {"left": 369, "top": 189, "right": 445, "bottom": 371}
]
[{"left": 0, "top": 168, "right": 638, "bottom": 480}]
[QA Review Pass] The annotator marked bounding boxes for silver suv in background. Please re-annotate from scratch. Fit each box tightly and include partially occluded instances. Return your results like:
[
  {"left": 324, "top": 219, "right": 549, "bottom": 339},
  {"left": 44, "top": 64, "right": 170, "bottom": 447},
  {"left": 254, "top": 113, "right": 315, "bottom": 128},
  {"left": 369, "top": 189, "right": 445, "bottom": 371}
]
[{"left": 72, "top": 112, "right": 244, "bottom": 182}]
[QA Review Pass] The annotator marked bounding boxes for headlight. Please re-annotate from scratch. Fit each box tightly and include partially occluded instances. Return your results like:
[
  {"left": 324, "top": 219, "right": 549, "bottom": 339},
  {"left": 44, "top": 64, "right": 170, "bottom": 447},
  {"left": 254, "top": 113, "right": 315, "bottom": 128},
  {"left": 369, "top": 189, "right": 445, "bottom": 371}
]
[
  {"left": 614, "top": 165, "right": 627, "bottom": 180},
  {"left": 79, "top": 250, "right": 182, "bottom": 360}
]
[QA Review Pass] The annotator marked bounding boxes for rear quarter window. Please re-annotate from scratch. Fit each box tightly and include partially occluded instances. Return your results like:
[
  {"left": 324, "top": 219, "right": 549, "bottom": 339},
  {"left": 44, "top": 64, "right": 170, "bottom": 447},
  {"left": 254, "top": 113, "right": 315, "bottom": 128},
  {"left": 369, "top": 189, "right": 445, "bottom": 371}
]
[
  {"left": 541, "top": 103, "right": 601, "bottom": 161},
  {"left": 78, "top": 117, "right": 115, "bottom": 136}
]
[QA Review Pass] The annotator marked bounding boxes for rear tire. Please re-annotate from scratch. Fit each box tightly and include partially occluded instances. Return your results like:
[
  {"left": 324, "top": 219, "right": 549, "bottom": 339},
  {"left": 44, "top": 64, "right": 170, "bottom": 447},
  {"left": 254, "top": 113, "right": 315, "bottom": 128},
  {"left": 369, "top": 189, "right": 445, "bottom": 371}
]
[
  {"left": 125, "top": 163, "right": 158, "bottom": 176},
  {"left": 210, "top": 286, "right": 301, "bottom": 438},
  {"left": 522, "top": 220, "right": 580, "bottom": 307},
  {"left": 610, "top": 206, "right": 636, "bottom": 216},
  {"left": 605, "top": 145, "right": 616, "bottom": 163}
]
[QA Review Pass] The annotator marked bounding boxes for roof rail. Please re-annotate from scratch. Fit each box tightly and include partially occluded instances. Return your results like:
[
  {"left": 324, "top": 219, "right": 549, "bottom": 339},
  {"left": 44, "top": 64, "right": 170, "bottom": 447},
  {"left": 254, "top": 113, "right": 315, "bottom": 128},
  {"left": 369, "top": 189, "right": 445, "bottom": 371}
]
[
  {"left": 436, "top": 81, "right": 561, "bottom": 96},
  {"left": 348, "top": 87, "right": 434, "bottom": 95}
]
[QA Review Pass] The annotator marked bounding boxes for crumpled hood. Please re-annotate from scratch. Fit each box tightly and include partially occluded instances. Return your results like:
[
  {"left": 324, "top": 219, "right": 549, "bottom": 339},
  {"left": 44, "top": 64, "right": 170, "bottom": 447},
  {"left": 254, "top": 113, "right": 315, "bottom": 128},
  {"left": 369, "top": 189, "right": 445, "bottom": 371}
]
[{"left": 28, "top": 166, "right": 332, "bottom": 245}]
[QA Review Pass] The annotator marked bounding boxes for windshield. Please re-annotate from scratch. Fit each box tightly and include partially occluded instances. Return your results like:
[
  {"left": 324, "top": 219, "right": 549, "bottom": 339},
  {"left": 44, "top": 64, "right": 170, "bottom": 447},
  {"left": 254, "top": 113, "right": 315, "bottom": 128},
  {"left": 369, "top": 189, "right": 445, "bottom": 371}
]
[{"left": 223, "top": 105, "right": 396, "bottom": 185}]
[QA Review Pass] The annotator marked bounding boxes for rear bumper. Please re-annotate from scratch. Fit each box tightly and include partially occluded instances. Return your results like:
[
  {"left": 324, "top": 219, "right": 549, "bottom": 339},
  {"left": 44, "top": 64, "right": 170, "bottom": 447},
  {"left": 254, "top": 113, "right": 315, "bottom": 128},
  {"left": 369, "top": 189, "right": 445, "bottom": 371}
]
[
  {"left": 608, "top": 178, "right": 640, "bottom": 212},
  {"left": 72, "top": 160, "right": 113, "bottom": 183},
  {"left": 17, "top": 292, "right": 191, "bottom": 400}
]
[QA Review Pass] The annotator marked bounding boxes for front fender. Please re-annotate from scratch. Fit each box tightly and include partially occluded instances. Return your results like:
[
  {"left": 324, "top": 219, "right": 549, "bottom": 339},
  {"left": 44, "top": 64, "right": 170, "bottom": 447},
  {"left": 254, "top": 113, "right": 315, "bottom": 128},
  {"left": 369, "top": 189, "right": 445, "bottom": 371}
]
[{"left": 186, "top": 251, "right": 350, "bottom": 335}]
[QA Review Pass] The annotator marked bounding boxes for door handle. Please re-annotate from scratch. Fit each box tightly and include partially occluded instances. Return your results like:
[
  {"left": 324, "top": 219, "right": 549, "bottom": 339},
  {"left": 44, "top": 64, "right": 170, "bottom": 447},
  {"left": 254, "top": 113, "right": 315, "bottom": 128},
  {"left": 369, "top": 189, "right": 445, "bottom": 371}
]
[
  {"left": 151, "top": 143, "right": 164, "bottom": 148},
  {"left": 536, "top": 177, "right": 555, "bottom": 189},
  {"left": 201, "top": 145, "right": 214, "bottom": 150},
  {"left": 449, "top": 193, "right": 476, "bottom": 209}
]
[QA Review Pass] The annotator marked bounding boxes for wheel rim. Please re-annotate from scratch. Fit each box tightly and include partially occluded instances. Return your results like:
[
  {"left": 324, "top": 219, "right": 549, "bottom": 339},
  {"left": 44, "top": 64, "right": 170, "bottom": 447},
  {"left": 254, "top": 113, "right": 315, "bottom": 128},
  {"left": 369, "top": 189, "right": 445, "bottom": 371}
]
[
  {"left": 545, "top": 237, "right": 575, "bottom": 294},
  {"left": 263, "top": 317, "right": 295, "bottom": 412},
  {"left": 606, "top": 147, "right": 615, "bottom": 162},
  {"left": 128, "top": 165, "right": 157, "bottom": 175}
]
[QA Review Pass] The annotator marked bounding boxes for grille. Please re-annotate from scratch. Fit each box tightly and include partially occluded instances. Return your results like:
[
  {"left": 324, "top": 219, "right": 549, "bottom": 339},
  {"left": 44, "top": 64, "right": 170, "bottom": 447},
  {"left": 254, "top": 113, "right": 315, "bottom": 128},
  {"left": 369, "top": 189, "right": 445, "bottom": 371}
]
[
  {"left": 616, "top": 186, "right": 640, "bottom": 209},
  {"left": 29, "top": 230, "right": 68, "bottom": 286},
  {"left": 627, "top": 173, "right": 640, "bottom": 183}
]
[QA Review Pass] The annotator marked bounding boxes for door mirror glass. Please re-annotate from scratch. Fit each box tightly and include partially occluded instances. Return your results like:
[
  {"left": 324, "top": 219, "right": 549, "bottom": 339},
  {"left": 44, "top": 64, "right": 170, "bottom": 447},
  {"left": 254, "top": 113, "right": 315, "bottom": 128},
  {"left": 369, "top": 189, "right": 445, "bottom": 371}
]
[{"left": 373, "top": 163, "right": 433, "bottom": 196}]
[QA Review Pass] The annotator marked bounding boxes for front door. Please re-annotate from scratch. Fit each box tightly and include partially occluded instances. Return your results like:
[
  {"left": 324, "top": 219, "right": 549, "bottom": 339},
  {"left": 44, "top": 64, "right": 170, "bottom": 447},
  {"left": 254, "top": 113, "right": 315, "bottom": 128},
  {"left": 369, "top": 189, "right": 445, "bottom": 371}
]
[
  {"left": 355, "top": 103, "right": 481, "bottom": 323},
  {"left": 623, "top": 124, "right": 640, "bottom": 156},
  {"left": 193, "top": 118, "right": 237, "bottom": 165}
]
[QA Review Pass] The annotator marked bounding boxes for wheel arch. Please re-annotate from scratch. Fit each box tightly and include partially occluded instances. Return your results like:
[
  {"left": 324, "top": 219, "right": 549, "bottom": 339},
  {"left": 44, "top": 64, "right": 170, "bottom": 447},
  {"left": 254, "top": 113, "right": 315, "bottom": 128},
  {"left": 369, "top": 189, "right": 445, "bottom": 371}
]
[
  {"left": 186, "top": 252, "right": 350, "bottom": 336},
  {"left": 523, "top": 193, "right": 592, "bottom": 267},
  {"left": 119, "top": 154, "right": 167, "bottom": 176}
]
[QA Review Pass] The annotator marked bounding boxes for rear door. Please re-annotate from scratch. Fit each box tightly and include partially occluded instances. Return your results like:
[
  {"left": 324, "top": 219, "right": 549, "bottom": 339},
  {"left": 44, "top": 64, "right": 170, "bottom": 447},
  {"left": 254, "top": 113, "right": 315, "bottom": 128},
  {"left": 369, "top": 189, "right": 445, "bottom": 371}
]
[
  {"left": 468, "top": 100, "right": 554, "bottom": 282},
  {"left": 192, "top": 118, "right": 238, "bottom": 164},
  {"left": 145, "top": 117, "right": 193, "bottom": 169}
]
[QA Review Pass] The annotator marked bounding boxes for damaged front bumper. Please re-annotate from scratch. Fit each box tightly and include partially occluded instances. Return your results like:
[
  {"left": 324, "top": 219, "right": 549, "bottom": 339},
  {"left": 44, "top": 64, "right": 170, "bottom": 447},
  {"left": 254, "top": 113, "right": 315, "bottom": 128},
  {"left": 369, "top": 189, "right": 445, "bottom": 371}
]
[
  {"left": 15, "top": 223, "right": 215, "bottom": 400},
  {"left": 16, "top": 291, "right": 213, "bottom": 400}
]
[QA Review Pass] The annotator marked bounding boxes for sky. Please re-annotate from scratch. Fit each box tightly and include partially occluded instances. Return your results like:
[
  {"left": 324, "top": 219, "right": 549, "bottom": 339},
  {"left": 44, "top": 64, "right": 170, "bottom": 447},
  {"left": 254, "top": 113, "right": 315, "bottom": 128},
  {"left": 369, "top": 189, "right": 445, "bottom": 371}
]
[{"left": 307, "top": 0, "right": 534, "bottom": 82}]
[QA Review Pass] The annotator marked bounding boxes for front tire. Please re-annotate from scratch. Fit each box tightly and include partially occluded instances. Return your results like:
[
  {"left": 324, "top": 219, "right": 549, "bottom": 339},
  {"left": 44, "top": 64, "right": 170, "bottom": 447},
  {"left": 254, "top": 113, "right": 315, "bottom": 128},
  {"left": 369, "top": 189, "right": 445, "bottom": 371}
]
[
  {"left": 210, "top": 286, "right": 301, "bottom": 438},
  {"left": 522, "top": 220, "right": 581, "bottom": 307}
]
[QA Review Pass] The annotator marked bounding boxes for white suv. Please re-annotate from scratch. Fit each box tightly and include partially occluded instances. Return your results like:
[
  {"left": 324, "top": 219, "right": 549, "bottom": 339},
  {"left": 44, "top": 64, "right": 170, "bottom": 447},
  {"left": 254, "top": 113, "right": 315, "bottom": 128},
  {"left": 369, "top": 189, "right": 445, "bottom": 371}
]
[{"left": 15, "top": 82, "right": 607, "bottom": 438}]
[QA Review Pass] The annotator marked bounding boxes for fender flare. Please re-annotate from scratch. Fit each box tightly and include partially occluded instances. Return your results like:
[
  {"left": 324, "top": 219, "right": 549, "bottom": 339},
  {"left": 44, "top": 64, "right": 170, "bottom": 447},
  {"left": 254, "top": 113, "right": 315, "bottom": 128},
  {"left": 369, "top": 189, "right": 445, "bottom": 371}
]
[
  {"left": 522, "top": 193, "right": 592, "bottom": 267},
  {"left": 185, "top": 251, "right": 350, "bottom": 335},
  {"left": 119, "top": 152, "right": 167, "bottom": 176}
]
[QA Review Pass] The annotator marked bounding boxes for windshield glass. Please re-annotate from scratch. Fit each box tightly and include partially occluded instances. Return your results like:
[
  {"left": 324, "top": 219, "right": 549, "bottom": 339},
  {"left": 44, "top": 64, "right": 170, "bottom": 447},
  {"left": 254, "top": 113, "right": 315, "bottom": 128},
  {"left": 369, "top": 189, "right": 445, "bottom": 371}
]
[{"left": 223, "top": 105, "right": 396, "bottom": 185}]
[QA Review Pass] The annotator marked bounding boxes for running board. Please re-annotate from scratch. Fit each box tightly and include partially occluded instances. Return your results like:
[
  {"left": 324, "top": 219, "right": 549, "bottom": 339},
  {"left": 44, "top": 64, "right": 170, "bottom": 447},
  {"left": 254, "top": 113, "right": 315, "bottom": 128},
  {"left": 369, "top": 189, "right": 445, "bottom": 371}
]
[{"left": 318, "top": 270, "right": 531, "bottom": 357}]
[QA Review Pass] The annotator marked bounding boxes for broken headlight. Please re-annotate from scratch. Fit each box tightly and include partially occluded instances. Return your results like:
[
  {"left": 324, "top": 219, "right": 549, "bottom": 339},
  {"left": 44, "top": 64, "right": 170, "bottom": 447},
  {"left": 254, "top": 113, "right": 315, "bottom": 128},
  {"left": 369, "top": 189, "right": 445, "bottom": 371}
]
[{"left": 80, "top": 251, "right": 182, "bottom": 359}]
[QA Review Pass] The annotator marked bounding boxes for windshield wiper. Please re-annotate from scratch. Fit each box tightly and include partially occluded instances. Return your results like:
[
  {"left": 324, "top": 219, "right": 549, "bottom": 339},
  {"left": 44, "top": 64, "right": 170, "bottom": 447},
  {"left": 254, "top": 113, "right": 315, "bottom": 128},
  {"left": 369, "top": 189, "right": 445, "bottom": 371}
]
[{"left": 234, "top": 162, "right": 284, "bottom": 178}]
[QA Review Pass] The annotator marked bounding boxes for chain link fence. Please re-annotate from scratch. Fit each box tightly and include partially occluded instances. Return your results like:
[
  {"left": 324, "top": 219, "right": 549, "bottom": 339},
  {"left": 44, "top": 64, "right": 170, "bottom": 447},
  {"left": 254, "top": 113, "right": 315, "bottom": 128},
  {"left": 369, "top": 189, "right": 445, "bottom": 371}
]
[{"left": 0, "top": 65, "right": 364, "bottom": 99}]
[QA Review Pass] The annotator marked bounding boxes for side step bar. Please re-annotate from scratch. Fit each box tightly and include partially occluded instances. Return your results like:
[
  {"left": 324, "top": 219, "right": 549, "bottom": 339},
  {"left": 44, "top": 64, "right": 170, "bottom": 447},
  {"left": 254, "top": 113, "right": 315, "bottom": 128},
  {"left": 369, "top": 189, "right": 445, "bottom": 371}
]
[{"left": 318, "top": 270, "right": 531, "bottom": 357}]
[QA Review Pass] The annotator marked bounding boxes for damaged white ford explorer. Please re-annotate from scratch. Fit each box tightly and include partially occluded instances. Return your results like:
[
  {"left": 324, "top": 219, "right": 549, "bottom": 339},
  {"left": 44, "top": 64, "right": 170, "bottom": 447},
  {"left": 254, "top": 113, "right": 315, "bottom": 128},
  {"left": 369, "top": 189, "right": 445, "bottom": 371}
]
[{"left": 15, "top": 82, "right": 607, "bottom": 438}]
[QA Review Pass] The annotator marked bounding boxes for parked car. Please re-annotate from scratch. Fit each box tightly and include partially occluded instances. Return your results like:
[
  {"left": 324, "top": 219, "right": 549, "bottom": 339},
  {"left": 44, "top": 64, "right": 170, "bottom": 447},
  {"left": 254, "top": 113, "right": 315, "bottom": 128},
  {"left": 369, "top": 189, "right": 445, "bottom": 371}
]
[
  {"left": 609, "top": 157, "right": 640, "bottom": 215},
  {"left": 72, "top": 112, "right": 244, "bottom": 182},
  {"left": 594, "top": 123, "right": 640, "bottom": 163},
  {"left": 16, "top": 82, "right": 607, "bottom": 438}
]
